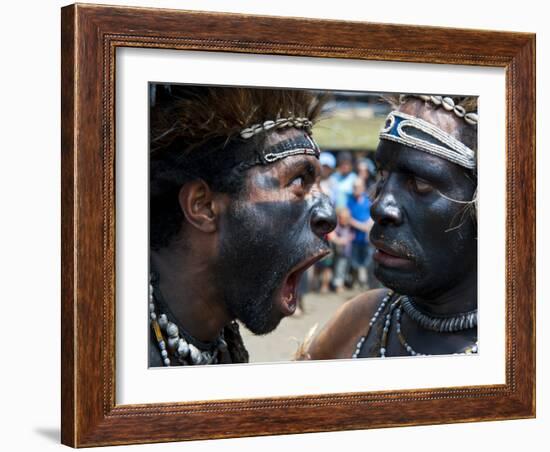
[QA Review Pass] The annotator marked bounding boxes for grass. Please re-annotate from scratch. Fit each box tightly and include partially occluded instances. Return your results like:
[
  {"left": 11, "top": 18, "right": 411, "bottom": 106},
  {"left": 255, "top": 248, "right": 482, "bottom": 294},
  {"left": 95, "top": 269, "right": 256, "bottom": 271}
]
[{"left": 313, "top": 114, "right": 386, "bottom": 151}]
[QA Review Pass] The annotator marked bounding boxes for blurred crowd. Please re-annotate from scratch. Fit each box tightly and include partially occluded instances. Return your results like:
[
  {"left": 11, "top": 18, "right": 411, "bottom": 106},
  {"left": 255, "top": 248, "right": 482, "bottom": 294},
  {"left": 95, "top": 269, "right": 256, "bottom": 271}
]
[{"left": 296, "top": 150, "right": 380, "bottom": 314}]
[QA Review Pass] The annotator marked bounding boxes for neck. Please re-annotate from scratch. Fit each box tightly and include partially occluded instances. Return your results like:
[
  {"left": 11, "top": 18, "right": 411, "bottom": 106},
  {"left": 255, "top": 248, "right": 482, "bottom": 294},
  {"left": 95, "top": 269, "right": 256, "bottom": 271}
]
[
  {"left": 151, "top": 242, "right": 232, "bottom": 342},
  {"left": 412, "top": 269, "right": 477, "bottom": 316}
]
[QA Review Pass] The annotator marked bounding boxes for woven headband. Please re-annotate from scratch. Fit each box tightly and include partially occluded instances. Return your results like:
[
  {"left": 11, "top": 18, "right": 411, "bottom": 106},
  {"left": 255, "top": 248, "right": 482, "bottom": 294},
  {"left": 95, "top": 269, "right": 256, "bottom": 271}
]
[
  {"left": 239, "top": 116, "right": 320, "bottom": 165},
  {"left": 248, "top": 133, "right": 320, "bottom": 166},
  {"left": 379, "top": 111, "right": 476, "bottom": 170}
]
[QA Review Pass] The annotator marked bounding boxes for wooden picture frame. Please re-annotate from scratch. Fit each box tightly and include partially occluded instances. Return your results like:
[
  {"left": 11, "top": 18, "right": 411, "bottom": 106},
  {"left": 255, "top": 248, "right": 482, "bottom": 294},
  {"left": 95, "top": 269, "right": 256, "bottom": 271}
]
[{"left": 61, "top": 3, "right": 535, "bottom": 447}]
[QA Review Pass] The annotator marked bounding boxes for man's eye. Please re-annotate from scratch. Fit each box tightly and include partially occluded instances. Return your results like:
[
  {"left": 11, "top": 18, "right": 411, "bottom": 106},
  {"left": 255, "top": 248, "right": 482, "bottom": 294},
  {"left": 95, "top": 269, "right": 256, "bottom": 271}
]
[
  {"left": 410, "top": 177, "right": 433, "bottom": 194},
  {"left": 290, "top": 176, "right": 305, "bottom": 188}
]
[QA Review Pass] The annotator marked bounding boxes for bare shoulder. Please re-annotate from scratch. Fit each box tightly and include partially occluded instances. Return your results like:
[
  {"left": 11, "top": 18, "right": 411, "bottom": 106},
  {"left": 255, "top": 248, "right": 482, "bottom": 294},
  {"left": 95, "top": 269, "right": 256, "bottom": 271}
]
[{"left": 305, "top": 288, "right": 389, "bottom": 360}]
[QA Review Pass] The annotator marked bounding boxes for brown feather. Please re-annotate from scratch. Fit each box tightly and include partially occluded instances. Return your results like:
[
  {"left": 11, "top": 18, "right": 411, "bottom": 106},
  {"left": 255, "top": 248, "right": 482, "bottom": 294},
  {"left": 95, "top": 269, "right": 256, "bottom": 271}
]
[{"left": 151, "top": 85, "right": 327, "bottom": 154}]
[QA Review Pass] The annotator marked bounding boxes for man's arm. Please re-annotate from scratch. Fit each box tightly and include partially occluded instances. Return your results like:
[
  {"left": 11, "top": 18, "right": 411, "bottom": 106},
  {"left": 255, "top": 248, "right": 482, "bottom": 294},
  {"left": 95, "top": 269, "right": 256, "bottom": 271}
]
[{"left": 349, "top": 217, "right": 374, "bottom": 233}]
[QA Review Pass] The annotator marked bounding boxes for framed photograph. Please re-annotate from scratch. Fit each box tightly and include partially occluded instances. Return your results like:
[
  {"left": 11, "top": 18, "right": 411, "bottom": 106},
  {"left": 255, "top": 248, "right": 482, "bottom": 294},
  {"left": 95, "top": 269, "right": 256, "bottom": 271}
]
[{"left": 61, "top": 3, "right": 535, "bottom": 447}]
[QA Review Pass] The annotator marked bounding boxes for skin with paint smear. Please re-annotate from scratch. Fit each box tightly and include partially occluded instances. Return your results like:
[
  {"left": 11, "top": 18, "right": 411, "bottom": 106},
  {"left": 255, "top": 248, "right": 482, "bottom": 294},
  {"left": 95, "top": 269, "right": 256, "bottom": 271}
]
[
  {"left": 218, "top": 152, "right": 336, "bottom": 334},
  {"left": 371, "top": 141, "right": 477, "bottom": 307},
  {"left": 151, "top": 129, "right": 336, "bottom": 345}
]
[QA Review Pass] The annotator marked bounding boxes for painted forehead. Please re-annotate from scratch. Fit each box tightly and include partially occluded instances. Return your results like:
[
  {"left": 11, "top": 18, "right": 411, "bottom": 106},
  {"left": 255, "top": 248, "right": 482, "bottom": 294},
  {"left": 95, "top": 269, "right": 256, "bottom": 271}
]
[
  {"left": 262, "top": 129, "right": 321, "bottom": 177},
  {"left": 257, "top": 128, "right": 320, "bottom": 164},
  {"left": 376, "top": 140, "right": 465, "bottom": 183}
]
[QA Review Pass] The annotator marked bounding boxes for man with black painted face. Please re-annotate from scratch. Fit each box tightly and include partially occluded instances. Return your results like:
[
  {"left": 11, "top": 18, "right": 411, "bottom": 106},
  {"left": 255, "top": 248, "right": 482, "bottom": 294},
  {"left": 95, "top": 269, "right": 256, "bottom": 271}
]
[
  {"left": 304, "top": 94, "right": 478, "bottom": 360},
  {"left": 148, "top": 86, "right": 336, "bottom": 366}
]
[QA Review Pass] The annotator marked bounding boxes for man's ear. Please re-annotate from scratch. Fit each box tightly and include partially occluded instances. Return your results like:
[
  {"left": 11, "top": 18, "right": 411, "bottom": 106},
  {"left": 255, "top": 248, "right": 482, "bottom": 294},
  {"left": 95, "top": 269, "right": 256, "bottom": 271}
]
[{"left": 178, "top": 180, "right": 219, "bottom": 233}]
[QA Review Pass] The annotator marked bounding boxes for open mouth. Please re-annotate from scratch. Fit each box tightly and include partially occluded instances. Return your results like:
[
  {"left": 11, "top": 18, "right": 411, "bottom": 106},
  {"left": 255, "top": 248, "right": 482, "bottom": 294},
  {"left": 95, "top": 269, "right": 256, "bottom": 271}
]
[
  {"left": 371, "top": 239, "right": 414, "bottom": 270},
  {"left": 277, "top": 249, "right": 331, "bottom": 316}
]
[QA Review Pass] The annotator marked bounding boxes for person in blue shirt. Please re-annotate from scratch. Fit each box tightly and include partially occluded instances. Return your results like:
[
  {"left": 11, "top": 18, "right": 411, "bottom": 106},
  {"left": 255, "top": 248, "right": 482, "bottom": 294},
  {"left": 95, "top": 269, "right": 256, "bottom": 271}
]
[
  {"left": 330, "top": 151, "right": 357, "bottom": 208},
  {"left": 347, "top": 178, "right": 373, "bottom": 288}
]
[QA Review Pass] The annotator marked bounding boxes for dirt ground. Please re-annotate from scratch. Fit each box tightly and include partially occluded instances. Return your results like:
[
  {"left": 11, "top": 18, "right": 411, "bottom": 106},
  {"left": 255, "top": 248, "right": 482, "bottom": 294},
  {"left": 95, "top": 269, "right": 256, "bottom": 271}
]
[{"left": 240, "top": 288, "right": 364, "bottom": 363}]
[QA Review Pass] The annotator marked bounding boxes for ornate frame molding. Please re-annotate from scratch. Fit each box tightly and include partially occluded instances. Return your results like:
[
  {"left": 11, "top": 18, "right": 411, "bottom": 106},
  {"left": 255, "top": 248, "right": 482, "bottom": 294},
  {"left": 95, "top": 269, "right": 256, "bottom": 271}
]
[{"left": 61, "top": 4, "right": 535, "bottom": 446}]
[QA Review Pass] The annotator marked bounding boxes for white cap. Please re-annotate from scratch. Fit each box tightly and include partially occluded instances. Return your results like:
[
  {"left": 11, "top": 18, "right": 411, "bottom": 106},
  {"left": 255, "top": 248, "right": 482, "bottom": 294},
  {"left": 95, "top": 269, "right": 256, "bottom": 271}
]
[{"left": 319, "top": 152, "right": 336, "bottom": 169}]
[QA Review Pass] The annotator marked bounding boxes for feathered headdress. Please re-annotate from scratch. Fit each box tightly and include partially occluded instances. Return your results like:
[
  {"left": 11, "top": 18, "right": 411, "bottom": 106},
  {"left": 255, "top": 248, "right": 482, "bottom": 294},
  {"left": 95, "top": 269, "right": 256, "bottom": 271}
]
[
  {"left": 149, "top": 85, "right": 328, "bottom": 249},
  {"left": 150, "top": 85, "right": 326, "bottom": 156}
]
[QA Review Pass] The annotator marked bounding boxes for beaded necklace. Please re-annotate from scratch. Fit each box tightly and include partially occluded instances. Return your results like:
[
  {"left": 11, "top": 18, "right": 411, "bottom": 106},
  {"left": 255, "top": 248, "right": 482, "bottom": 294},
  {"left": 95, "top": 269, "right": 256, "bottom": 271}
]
[
  {"left": 353, "top": 291, "right": 478, "bottom": 358},
  {"left": 149, "top": 273, "right": 228, "bottom": 366}
]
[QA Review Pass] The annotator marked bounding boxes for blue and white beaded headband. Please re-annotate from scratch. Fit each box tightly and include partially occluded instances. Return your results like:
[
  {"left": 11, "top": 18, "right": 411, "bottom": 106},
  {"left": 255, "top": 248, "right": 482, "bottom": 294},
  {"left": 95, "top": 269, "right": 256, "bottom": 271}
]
[{"left": 379, "top": 111, "right": 476, "bottom": 170}]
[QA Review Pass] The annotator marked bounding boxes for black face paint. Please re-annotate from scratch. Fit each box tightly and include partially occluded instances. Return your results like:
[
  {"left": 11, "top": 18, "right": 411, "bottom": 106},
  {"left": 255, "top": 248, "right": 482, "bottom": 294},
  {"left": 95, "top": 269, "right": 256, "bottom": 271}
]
[
  {"left": 253, "top": 174, "right": 281, "bottom": 190},
  {"left": 260, "top": 134, "right": 320, "bottom": 164},
  {"left": 216, "top": 191, "right": 335, "bottom": 334},
  {"left": 370, "top": 140, "right": 477, "bottom": 300}
]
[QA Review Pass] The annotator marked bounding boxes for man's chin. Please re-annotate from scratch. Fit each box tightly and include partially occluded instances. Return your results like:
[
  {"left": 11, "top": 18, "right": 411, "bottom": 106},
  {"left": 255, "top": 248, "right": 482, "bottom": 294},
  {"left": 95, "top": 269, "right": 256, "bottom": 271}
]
[
  {"left": 230, "top": 294, "right": 285, "bottom": 336},
  {"left": 374, "top": 264, "right": 424, "bottom": 296},
  {"left": 240, "top": 314, "right": 282, "bottom": 336}
]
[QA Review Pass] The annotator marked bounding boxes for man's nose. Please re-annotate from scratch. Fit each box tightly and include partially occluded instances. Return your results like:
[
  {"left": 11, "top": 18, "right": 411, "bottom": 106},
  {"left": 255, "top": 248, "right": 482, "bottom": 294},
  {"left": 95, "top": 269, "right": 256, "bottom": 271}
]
[
  {"left": 371, "top": 179, "right": 404, "bottom": 226},
  {"left": 310, "top": 193, "right": 337, "bottom": 238}
]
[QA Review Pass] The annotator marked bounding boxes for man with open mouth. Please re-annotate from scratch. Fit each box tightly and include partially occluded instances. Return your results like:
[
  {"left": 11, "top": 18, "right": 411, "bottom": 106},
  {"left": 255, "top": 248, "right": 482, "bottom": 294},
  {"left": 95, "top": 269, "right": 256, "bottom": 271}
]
[
  {"left": 304, "top": 94, "right": 478, "bottom": 359},
  {"left": 148, "top": 85, "right": 336, "bottom": 366}
]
